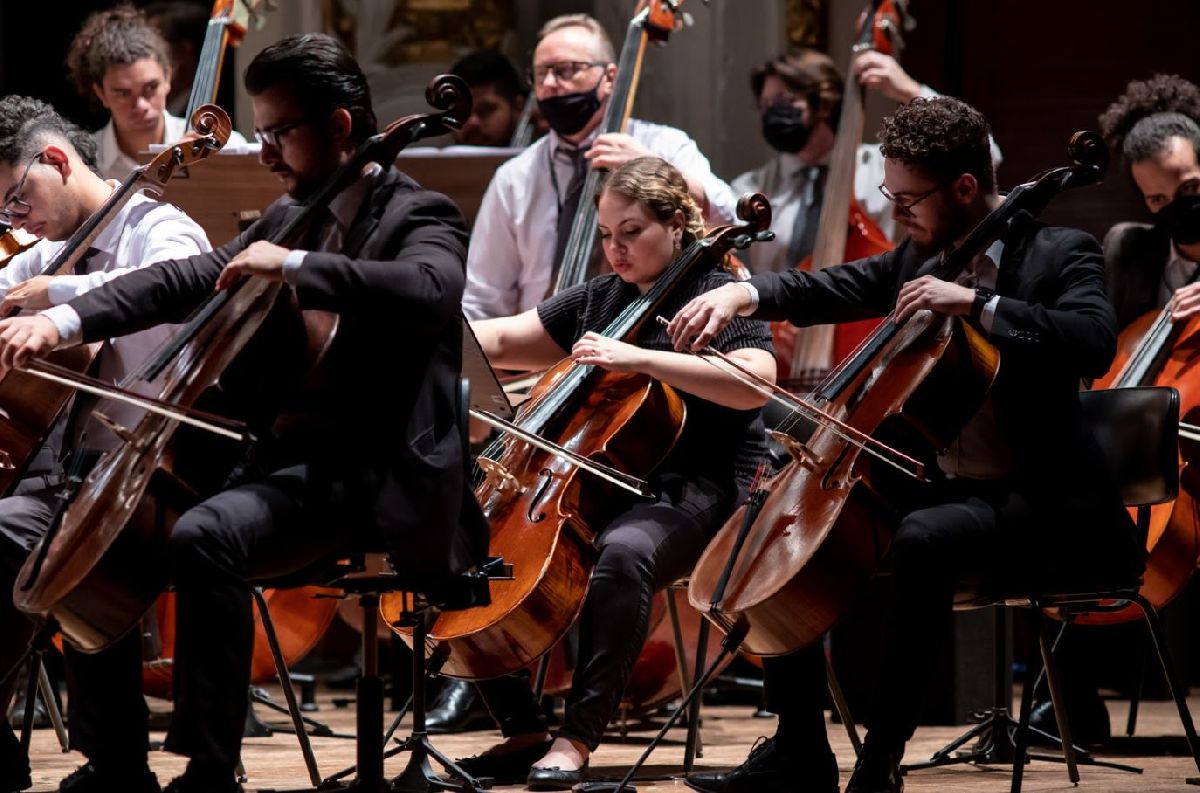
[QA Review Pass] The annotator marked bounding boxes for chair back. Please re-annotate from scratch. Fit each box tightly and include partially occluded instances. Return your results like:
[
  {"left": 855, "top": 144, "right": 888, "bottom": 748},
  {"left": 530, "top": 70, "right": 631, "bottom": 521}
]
[{"left": 1081, "top": 386, "right": 1179, "bottom": 508}]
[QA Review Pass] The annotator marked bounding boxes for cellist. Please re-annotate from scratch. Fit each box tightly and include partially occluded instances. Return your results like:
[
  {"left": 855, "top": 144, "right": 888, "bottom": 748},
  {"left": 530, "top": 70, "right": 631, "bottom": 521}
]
[
  {"left": 461, "top": 13, "right": 736, "bottom": 321},
  {"left": 451, "top": 157, "right": 773, "bottom": 790},
  {"left": 0, "top": 95, "right": 210, "bottom": 793},
  {"left": 0, "top": 34, "right": 487, "bottom": 793},
  {"left": 1023, "top": 74, "right": 1200, "bottom": 748},
  {"left": 669, "top": 96, "right": 1143, "bottom": 793}
]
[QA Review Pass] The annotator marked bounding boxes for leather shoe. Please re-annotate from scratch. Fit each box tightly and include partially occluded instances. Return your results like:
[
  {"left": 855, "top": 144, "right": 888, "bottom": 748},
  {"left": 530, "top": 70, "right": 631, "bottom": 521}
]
[
  {"left": 526, "top": 760, "right": 588, "bottom": 791},
  {"left": 58, "top": 763, "right": 161, "bottom": 793},
  {"left": 425, "top": 680, "right": 496, "bottom": 734},
  {"left": 1028, "top": 698, "right": 1111, "bottom": 747},
  {"left": 453, "top": 739, "right": 553, "bottom": 786},
  {"left": 7, "top": 695, "right": 49, "bottom": 731},
  {"left": 844, "top": 742, "right": 902, "bottom": 793},
  {"left": 685, "top": 737, "right": 837, "bottom": 793},
  {"left": 162, "top": 777, "right": 244, "bottom": 793}
]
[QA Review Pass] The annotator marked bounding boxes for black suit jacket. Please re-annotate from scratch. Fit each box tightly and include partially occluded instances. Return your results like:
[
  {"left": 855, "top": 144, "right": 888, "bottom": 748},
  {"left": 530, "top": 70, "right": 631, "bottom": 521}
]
[
  {"left": 748, "top": 213, "right": 1142, "bottom": 575},
  {"left": 1102, "top": 221, "right": 1172, "bottom": 330},
  {"left": 66, "top": 166, "right": 489, "bottom": 594}
]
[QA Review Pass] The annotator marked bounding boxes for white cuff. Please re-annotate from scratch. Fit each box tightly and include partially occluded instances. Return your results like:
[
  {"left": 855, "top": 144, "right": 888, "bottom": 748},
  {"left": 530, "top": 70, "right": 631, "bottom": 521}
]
[
  {"left": 283, "top": 249, "right": 306, "bottom": 285},
  {"left": 980, "top": 295, "right": 1000, "bottom": 333},
  {"left": 42, "top": 305, "right": 84, "bottom": 346},
  {"left": 736, "top": 281, "right": 759, "bottom": 317},
  {"left": 46, "top": 275, "right": 90, "bottom": 305}
]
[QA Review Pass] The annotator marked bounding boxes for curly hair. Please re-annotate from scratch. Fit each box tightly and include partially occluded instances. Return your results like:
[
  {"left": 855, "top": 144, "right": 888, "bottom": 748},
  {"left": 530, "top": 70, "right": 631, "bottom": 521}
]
[
  {"left": 0, "top": 95, "right": 98, "bottom": 172},
  {"left": 1099, "top": 75, "right": 1200, "bottom": 163},
  {"left": 67, "top": 3, "right": 171, "bottom": 107},
  {"left": 879, "top": 96, "right": 995, "bottom": 193},
  {"left": 598, "top": 157, "right": 705, "bottom": 245}
]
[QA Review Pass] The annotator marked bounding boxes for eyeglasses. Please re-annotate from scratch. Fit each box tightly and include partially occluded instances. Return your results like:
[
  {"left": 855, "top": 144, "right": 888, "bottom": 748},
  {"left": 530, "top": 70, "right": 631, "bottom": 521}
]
[
  {"left": 529, "top": 61, "right": 606, "bottom": 85},
  {"left": 254, "top": 119, "right": 311, "bottom": 148},
  {"left": 0, "top": 154, "right": 39, "bottom": 223},
  {"left": 877, "top": 180, "right": 952, "bottom": 214}
]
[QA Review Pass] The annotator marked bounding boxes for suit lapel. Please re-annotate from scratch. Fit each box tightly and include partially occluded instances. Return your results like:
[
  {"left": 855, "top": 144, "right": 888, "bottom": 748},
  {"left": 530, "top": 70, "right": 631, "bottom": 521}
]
[{"left": 341, "top": 171, "right": 399, "bottom": 259}]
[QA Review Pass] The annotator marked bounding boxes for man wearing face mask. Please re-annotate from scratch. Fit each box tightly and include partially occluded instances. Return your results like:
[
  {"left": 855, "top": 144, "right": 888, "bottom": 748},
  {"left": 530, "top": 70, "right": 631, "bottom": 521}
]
[
  {"left": 1020, "top": 74, "right": 1200, "bottom": 750},
  {"left": 462, "top": 13, "right": 737, "bottom": 321},
  {"left": 733, "top": 49, "right": 1001, "bottom": 275}
]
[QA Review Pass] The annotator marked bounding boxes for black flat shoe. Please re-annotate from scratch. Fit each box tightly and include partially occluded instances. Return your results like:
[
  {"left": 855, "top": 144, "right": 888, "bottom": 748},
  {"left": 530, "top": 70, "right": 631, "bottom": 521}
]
[
  {"left": 1028, "top": 698, "right": 1111, "bottom": 747},
  {"left": 526, "top": 760, "right": 588, "bottom": 791},
  {"left": 685, "top": 737, "right": 837, "bottom": 793},
  {"left": 453, "top": 739, "right": 554, "bottom": 786},
  {"left": 845, "top": 743, "right": 902, "bottom": 793},
  {"left": 425, "top": 679, "right": 496, "bottom": 734},
  {"left": 58, "top": 763, "right": 160, "bottom": 793},
  {"left": 0, "top": 726, "right": 31, "bottom": 793}
]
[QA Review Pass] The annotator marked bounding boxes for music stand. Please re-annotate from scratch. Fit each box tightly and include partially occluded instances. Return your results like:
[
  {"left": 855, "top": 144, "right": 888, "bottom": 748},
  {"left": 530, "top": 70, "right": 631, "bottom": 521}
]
[{"left": 461, "top": 321, "right": 514, "bottom": 420}]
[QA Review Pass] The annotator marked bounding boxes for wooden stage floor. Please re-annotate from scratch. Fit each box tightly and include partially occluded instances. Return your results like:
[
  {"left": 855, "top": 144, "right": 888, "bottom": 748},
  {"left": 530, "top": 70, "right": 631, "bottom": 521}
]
[{"left": 25, "top": 690, "right": 1200, "bottom": 791}]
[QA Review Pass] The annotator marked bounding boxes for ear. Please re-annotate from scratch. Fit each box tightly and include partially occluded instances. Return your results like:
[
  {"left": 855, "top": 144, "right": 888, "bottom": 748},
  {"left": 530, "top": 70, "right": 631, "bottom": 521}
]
[
  {"left": 40, "top": 144, "right": 71, "bottom": 182},
  {"left": 514, "top": 93, "right": 526, "bottom": 112},
  {"left": 329, "top": 108, "right": 354, "bottom": 146},
  {"left": 955, "top": 173, "right": 980, "bottom": 205},
  {"left": 603, "top": 63, "right": 617, "bottom": 89},
  {"left": 672, "top": 208, "right": 686, "bottom": 237}
]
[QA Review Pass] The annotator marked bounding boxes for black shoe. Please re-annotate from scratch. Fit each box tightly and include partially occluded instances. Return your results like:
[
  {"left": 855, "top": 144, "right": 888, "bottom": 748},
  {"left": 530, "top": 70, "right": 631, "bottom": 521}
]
[
  {"left": 685, "top": 737, "right": 837, "bottom": 793},
  {"left": 58, "top": 763, "right": 161, "bottom": 793},
  {"left": 527, "top": 760, "right": 588, "bottom": 791},
  {"left": 1028, "top": 697, "right": 1111, "bottom": 747},
  {"left": 453, "top": 739, "right": 553, "bottom": 786},
  {"left": 6, "top": 695, "right": 49, "bottom": 731},
  {"left": 844, "top": 742, "right": 902, "bottom": 793},
  {"left": 425, "top": 679, "right": 496, "bottom": 734},
  {"left": 0, "top": 726, "right": 31, "bottom": 793},
  {"left": 162, "top": 773, "right": 244, "bottom": 793}
]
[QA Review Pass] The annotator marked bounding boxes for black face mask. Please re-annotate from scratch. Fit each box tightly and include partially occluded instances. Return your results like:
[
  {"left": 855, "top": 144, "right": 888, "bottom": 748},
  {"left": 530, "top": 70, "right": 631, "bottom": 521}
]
[
  {"left": 1156, "top": 185, "right": 1200, "bottom": 247},
  {"left": 538, "top": 79, "right": 604, "bottom": 137},
  {"left": 761, "top": 104, "right": 812, "bottom": 154}
]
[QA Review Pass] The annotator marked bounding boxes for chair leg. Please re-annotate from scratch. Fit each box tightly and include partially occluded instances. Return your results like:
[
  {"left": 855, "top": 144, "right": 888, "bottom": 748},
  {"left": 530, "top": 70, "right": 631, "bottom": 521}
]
[
  {"left": 824, "top": 640, "right": 862, "bottom": 757},
  {"left": 35, "top": 660, "right": 67, "bottom": 752},
  {"left": 253, "top": 587, "right": 323, "bottom": 786},
  {"left": 665, "top": 586, "right": 704, "bottom": 770},
  {"left": 1126, "top": 635, "right": 1147, "bottom": 737},
  {"left": 1033, "top": 609, "right": 1079, "bottom": 783},
  {"left": 1133, "top": 594, "right": 1200, "bottom": 774},
  {"left": 1010, "top": 611, "right": 1041, "bottom": 793},
  {"left": 684, "top": 618, "right": 710, "bottom": 773}
]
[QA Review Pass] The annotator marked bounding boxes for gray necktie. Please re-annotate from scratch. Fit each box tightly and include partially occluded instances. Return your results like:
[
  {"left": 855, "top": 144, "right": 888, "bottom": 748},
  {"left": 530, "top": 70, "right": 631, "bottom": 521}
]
[
  {"left": 551, "top": 148, "right": 589, "bottom": 285},
  {"left": 786, "top": 166, "right": 827, "bottom": 266}
]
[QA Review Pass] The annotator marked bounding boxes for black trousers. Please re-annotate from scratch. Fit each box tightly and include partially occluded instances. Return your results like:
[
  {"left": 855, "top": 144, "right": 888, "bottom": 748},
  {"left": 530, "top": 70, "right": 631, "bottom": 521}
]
[
  {"left": 3, "top": 461, "right": 375, "bottom": 771},
  {"left": 475, "top": 476, "right": 727, "bottom": 750}
]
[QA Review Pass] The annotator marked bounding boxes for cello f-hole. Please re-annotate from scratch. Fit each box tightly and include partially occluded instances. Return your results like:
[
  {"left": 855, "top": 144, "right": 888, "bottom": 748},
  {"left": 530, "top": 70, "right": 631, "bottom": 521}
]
[{"left": 528, "top": 468, "right": 554, "bottom": 523}]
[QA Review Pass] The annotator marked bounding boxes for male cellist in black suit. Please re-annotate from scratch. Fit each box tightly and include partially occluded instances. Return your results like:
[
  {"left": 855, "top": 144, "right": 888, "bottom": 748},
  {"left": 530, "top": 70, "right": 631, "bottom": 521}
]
[
  {"left": 0, "top": 33, "right": 487, "bottom": 793},
  {"left": 667, "top": 96, "right": 1144, "bottom": 793}
]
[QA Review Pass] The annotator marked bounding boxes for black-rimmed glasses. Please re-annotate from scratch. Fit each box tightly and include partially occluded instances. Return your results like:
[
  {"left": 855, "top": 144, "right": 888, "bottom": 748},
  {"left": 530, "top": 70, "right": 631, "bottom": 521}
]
[
  {"left": 254, "top": 119, "right": 311, "bottom": 148},
  {"left": 0, "top": 154, "right": 39, "bottom": 223},
  {"left": 528, "top": 61, "right": 607, "bottom": 85},
  {"left": 877, "top": 180, "right": 952, "bottom": 213}
]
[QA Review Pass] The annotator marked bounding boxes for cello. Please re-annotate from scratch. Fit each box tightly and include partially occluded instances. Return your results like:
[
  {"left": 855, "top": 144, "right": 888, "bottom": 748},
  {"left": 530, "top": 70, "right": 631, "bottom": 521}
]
[
  {"left": 0, "top": 106, "right": 232, "bottom": 496},
  {"left": 550, "top": 0, "right": 690, "bottom": 295},
  {"left": 13, "top": 76, "right": 473, "bottom": 652},
  {"left": 771, "top": 0, "right": 909, "bottom": 390},
  {"left": 0, "top": 226, "right": 37, "bottom": 269},
  {"left": 387, "top": 194, "right": 773, "bottom": 680},
  {"left": 688, "top": 133, "right": 1109, "bottom": 656}
]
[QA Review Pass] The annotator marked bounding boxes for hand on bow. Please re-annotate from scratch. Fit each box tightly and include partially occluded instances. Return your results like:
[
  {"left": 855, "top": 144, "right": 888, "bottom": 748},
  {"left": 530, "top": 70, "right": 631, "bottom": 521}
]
[
  {"left": 215, "top": 241, "right": 292, "bottom": 291},
  {"left": 1171, "top": 282, "right": 1200, "bottom": 322},
  {"left": 0, "top": 275, "right": 55, "bottom": 312},
  {"left": 572, "top": 331, "right": 646, "bottom": 372},
  {"left": 0, "top": 315, "right": 61, "bottom": 371},
  {"left": 894, "top": 275, "right": 975, "bottom": 324},
  {"left": 586, "top": 133, "right": 654, "bottom": 170},
  {"left": 667, "top": 282, "right": 753, "bottom": 351}
]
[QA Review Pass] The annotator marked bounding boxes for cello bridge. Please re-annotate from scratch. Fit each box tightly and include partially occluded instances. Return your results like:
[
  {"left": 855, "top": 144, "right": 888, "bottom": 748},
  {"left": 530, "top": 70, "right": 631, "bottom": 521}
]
[
  {"left": 477, "top": 457, "right": 524, "bottom": 495},
  {"left": 767, "top": 430, "right": 820, "bottom": 470}
]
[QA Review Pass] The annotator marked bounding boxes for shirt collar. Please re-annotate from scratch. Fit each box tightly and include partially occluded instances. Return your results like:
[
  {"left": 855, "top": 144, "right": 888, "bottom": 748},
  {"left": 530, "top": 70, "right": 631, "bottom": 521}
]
[
  {"left": 96, "top": 111, "right": 186, "bottom": 175},
  {"left": 327, "top": 163, "right": 383, "bottom": 233},
  {"left": 89, "top": 180, "right": 138, "bottom": 254}
]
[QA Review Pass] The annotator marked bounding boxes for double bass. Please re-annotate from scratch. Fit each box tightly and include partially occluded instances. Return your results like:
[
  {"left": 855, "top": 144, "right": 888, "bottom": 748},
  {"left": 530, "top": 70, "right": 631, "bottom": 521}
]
[
  {"left": 0, "top": 226, "right": 37, "bottom": 269},
  {"left": 689, "top": 133, "right": 1109, "bottom": 656},
  {"left": 771, "top": 0, "right": 910, "bottom": 390},
  {"left": 389, "top": 195, "right": 774, "bottom": 680},
  {"left": 13, "top": 76, "right": 473, "bottom": 652}
]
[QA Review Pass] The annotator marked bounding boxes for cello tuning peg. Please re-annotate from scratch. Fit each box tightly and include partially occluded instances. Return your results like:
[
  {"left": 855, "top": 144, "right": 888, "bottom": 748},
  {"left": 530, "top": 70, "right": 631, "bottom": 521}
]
[
  {"left": 755, "top": 231, "right": 776, "bottom": 243},
  {"left": 681, "top": 11, "right": 695, "bottom": 27},
  {"left": 732, "top": 233, "right": 753, "bottom": 250}
]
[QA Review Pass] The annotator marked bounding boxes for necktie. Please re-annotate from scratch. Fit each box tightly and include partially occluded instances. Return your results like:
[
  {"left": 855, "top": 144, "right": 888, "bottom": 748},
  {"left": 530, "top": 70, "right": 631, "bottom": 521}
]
[
  {"left": 74, "top": 246, "right": 104, "bottom": 276},
  {"left": 551, "top": 148, "right": 589, "bottom": 289},
  {"left": 786, "top": 166, "right": 827, "bottom": 266}
]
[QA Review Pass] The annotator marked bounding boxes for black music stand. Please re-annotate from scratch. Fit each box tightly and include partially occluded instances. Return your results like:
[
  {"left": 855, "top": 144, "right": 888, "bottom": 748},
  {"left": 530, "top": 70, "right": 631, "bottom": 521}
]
[{"left": 460, "top": 322, "right": 515, "bottom": 420}]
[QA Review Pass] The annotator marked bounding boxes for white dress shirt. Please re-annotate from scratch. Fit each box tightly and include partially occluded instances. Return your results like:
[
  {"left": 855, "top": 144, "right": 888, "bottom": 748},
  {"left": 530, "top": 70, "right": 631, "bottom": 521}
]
[
  {"left": 462, "top": 118, "right": 738, "bottom": 320},
  {"left": 1159, "top": 241, "right": 1200, "bottom": 305},
  {"left": 93, "top": 111, "right": 248, "bottom": 181},
  {"left": 30, "top": 190, "right": 211, "bottom": 448}
]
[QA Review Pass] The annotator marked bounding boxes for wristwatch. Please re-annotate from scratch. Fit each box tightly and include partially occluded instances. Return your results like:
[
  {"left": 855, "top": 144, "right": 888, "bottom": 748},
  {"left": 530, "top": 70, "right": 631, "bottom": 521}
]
[{"left": 970, "top": 287, "right": 996, "bottom": 323}]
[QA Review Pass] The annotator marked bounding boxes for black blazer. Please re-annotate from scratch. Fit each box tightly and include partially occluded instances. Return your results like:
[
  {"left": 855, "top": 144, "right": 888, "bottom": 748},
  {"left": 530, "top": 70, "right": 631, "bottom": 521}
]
[
  {"left": 1102, "top": 221, "right": 1172, "bottom": 330},
  {"left": 65, "top": 167, "right": 489, "bottom": 594},
  {"left": 748, "top": 212, "right": 1142, "bottom": 575}
]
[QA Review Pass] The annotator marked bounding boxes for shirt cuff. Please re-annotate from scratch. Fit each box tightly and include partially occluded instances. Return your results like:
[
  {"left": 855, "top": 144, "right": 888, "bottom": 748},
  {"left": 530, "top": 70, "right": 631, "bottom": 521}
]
[
  {"left": 42, "top": 305, "right": 84, "bottom": 347},
  {"left": 46, "top": 275, "right": 90, "bottom": 305},
  {"left": 980, "top": 295, "right": 1000, "bottom": 333},
  {"left": 918, "top": 84, "right": 938, "bottom": 99},
  {"left": 736, "top": 281, "right": 759, "bottom": 316},
  {"left": 283, "top": 249, "right": 306, "bottom": 284}
]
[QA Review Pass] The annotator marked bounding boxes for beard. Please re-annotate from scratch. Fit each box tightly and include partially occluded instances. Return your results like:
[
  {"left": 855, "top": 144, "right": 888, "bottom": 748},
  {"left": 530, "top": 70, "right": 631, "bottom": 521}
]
[{"left": 907, "top": 203, "right": 973, "bottom": 259}]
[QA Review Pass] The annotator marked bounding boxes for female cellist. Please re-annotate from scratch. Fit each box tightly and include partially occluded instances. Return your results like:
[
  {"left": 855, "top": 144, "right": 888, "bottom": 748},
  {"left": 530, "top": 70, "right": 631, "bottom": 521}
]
[
  {"left": 452, "top": 156, "right": 773, "bottom": 790},
  {"left": 670, "top": 98, "right": 1139, "bottom": 793}
]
